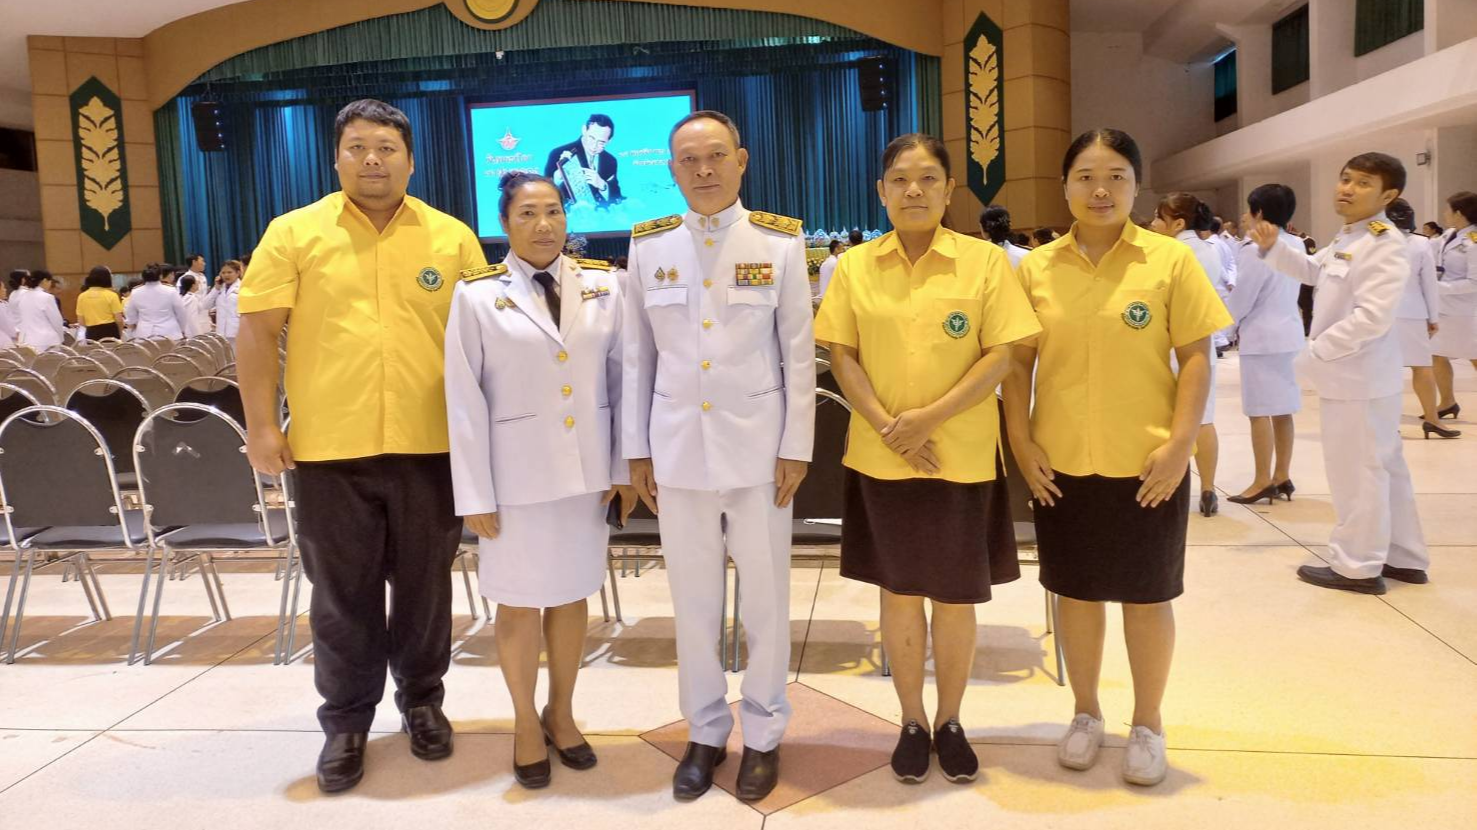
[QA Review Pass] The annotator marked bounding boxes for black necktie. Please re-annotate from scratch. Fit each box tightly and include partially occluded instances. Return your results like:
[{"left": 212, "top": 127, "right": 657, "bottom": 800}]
[{"left": 533, "top": 271, "right": 560, "bottom": 327}]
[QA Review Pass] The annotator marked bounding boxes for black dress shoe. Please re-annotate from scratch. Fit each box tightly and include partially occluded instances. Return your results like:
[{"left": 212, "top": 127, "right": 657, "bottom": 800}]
[
  {"left": 316, "top": 732, "right": 367, "bottom": 794},
  {"left": 1276, "top": 480, "right": 1296, "bottom": 500},
  {"left": 1297, "top": 565, "right": 1386, "bottom": 595},
  {"left": 672, "top": 742, "right": 727, "bottom": 801},
  {"left": 513, "top": 754, "right": 552, "bottom": 789},
  {"left": 1381, "top": 564, "right": 1429, "bottom": 584},
  {"left": 401, "top": 704, "right": 453, "bottom": 761},
  {"left": 1199, "top": 490, "right": 1219, "bottom": 517},
  {"left": 1228, "top": 484, "right": 1280, "bottom": 505},
  {"left": 735, "top": 746, "right": 780, "bottom": 802},
  {"left": 541, "top": 707, "right": 597, "bottom": 770},
  {"left": 1437, "top": 402, "right": 1461, "bottom": 420},
  {"left": 1422, "top": 420, "right": 1461, "bottom": 439}
]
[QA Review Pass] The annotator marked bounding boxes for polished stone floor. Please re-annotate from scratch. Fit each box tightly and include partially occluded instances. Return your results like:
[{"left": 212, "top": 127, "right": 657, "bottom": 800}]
[{"left": 1, "top": 355, "right": 1474, "bottom": 829}]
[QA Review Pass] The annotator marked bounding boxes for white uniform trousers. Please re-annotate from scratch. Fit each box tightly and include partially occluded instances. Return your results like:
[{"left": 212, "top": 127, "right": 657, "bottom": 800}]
[
  {"left": 1319, "top": 394, "right": 1428, "bottom": 578},
  {"left": 660, "top": 483, "right": 792, "bottom": 752}
]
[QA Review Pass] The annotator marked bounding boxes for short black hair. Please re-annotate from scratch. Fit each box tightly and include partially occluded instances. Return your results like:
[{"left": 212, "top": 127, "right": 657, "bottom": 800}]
[
  {"left": 25, "top": 269, "right": 53, "bottom": 289},
  {"left": 980, "top": 204, "right": 1012, "bottom": 244},
  {"left": 1248, "top": 183, "right": 1297, "bottom": 228},
  {"left": 848, "top": 229, "right": 864, "bottom": 246},
  {"left": 1012, "top": 232, "right": 1031, "bottom": 247},
  {"left": 1033, "top": 227, "right": 1057, "bottom": 246},
  {"left": 882, "top": 133, "right": 951, "bottom": 179},
  {"left": 669, "top": 110, "right": 742, "bottom": 152},
  {"left": 1423, "top": 221, "right": 1444, "bottom": 235},
  {"left": 334, "top": 99, "right": 414, "bottom": 157},
  {"left": 1343, "top": 152, "right": 1405, "bottom": 195},
  {"left": 1448, "top": 191, "right": 1477, "bottom": 227},
  {"left": 828, "top": 239, "right": 843, "bottom": 253},
  {"left": 7, "top": 269, "right": 27, "bottom": 292},
  {"left": 585, "top": 114, "right": 615, "bottom": 138},
  {"left": 1385, "top": 198, "right": 1416, "bottom": 232},
  {"left": 1062, "top": 128, "right": 1143, "bottom": 182},
  {"left": 186, "top": 253, "right": 204, "bottom": 268},
  {"left": 141, "top": 262, "right": 164, "bottom": 283},
  {"left": 615, "top": 255, "right": 628, "bottom": 269},
  {"left": 84, "top": 266, "right": 112, "bottom": 289},
  {"left": 498, "top": 170, "right": 562, "bottom": 222},
  {"left": 178, "top": 274, "right": 197, "bottom": 295}
]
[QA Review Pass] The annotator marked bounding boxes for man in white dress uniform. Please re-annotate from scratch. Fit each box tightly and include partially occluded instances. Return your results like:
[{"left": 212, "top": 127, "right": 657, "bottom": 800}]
[
  {"left": 623, "top": 110, "right": 816, "bottom": 803},
  {"left": 1251, "top": 152, "right": 1428, "bottom": 595}
]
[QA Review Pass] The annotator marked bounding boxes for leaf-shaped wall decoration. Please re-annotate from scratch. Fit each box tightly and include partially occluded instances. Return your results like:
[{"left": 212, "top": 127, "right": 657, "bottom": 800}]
[
  {"left": 77, "top": 96, "right": 123, "bottom": 231},
  {"left": 968, "top": 38, "right": 1001, "bottom": 180}
]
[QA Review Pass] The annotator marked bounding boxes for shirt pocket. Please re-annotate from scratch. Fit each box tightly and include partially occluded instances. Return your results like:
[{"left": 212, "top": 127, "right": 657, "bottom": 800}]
[
  {"left": 727, "top": 286, "right": 778, "bottom": 310},
  {"left": 644, "top": 285, "right": 688, "bottom": 309},
  {"left": 1108, "top": 288, "right": 1168, "bottom": 331},
  {"left": 932, "top": 298, "right": 985, "bottom": 351}
]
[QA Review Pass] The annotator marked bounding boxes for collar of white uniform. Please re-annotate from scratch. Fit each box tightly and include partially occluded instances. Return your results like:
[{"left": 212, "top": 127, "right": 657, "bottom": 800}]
[
  {"left": 1341, "top": 211, "right": 1390, "bottom": 236},
  {"left": 505, "top": 251, "right": 567, "bottom": 290},
  {"left": 685, "top": 199, "right": 745, "bottom": 233},
  {"left": 1174, "top": 229, "right": 1201, "bottom": 243}
]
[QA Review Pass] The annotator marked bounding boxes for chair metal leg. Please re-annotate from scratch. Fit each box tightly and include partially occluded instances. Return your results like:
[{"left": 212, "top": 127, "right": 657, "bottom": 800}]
[
  {"left": 598, "top": 585, "right": 610, "bottom": 622},
  {"left": 273, "top": 545, "right": 296, "bottom": 664},
  {"left": 74, "top": 555, "right": 103, "bottom": 622},
  {"left": 80, "top": 554, "right": 111, "bottom": 620},
  {"left": 1048, "top": 591, "right": 1066, "bottom": 687},
  {"left": 204, "top": 555, "right": 230, "bottom": 621},
  {"left": 143, "top": 548, "right": 172, "bottom": 665},
  {"left": 128, "top": 547, "right": 159, "bottom": 666},
  {"left": 192, "top": 556, "right": 223, "bottom": 623},
  {"left": 457, "top": 552, "right": 477, "bottom": 618},
  {"left": 1043, "top": 589, "right": 1053, "bottom": 635},
  {"left": 285, "top": 555, "right": 305, "bottom": 661},
  {"left": 881, "top": 640, "right": 892, "bottom": 677},
  {"left": 729, "top": 569, "right": 742, "bottom": 674},
  {"left": 0, "top": 550, "right": 23, "bottom": 651},
  {"left": 606, "top": 555, "right": 624, "bottom": 623},
  {"left": 4, "top": 551, "right": 39, "bottom": 664},
  {"left": 718, "top": 560, "right": 728, "bottom": 663}
]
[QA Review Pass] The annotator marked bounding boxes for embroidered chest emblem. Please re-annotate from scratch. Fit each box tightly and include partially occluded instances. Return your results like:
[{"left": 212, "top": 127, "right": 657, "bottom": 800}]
[
  {"left": 943, "top": 310, "right": 970, "bottom": 339},
  {"left": 1122, "top": 301, "right": 1152, "bottom": 329},
  {"left": 417, "top": 267, "right": 444, "bottom": 292}
]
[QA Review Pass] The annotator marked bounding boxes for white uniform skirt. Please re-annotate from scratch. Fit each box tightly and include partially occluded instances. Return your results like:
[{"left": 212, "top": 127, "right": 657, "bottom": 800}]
[
  {"left": 1431, "top": 314, "right": 1477, "bottom": 360},
  {"left": 1397, "top": 318, "right": 1434, "bottom": 367},
  {"left": 476, "top": 491, "right": 610, "bottom": 608},
  {"left": 1239, "top": 352, "right": 1302, "bottom": 417}
]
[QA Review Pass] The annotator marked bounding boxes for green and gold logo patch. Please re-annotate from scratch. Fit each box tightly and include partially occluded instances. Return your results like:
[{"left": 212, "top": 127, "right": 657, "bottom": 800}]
[
  {"left": 1122, "top": 300, "right": 1152, "bottom": 329},
  {"left": 417, "top": 267, "right": 444, "bottom": 292},
  {"left": 943, "top": 310, "right": 971, "bottom": 339}
]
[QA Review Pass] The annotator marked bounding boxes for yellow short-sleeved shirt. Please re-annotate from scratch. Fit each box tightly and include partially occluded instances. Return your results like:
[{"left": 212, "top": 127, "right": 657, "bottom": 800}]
[
  {"left": 240, "top": 192, "right": 488, "bottom": 461},
  {"left": 75, "top": 287, "right": 124, "bottom": 326},
  {"left": 814, "top": 227, "right": 1042, "bottom": 482},
  {"left": 1019, "top": 221, "right": 1234, "bottom": 478}
]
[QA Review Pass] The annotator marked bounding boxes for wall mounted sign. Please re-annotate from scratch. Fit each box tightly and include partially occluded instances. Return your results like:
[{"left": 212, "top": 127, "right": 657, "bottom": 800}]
[
  {"left": 965, "top": 12, "right": 1005, "bottom": 207},
  {"left": 70, "top": 76, "right": 131, "bottom": 250}
]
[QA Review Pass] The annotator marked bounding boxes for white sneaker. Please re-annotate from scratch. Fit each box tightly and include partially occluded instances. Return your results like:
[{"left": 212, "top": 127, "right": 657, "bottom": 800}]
[
  {"left": 1122, "top": 725, "right": 1168, "bottom": 786},
  {"left": 1056, "top": 714, "right": 1105, "bottom": 770}
]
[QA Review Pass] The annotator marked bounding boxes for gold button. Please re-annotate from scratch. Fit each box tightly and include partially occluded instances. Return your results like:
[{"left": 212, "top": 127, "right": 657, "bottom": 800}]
[
  {"left": 701, "top": 402, "right": 712, "bottom": 412},
  {"left": 557, "top": 351, "right": 568, "bottom": 362},
  {"left": 702, "top": 319, "right": 714, "bottom": 329},
  {"left": 704, "top": 238, "right": 714, "bottom": 247},
  {"left": 565, "top": 416, "right": 575, "bottom": 428},
  {"left": 700, "top": 360, "right": 711, "bottom": 370},
  {"left": 561, "top": 385, "right": 572, "bottom": 397},
  {"left": 703, "top": 279, "right": 713, "bottom": 288}
]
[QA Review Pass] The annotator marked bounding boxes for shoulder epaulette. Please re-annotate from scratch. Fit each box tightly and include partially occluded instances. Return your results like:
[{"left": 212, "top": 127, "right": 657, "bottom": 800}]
[
  {"left": 1467, "top": 231, "right": 1477, "bottom": 244},
  {"left": 749, "top": 211, "right": 803, "bottom": 236},
  {"left": 1367, "top": 220, "right": 1391, "bottom": 236},
  {"left": 632, "top": 215, "right": 682, "bottom": 238},
  {"left": 460, "top": 263, "right": 508, "bottom": 282},
  {"left": 575, "top": 258, "right": 612, "bottom": 271}
]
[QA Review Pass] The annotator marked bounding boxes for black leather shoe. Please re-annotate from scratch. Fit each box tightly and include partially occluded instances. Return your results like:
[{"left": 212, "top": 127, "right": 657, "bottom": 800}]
[
  {"left": 541, "top": 706, "right": 597, "bottom": 770},
  {"left": 513, "top": 755, "right": 552, "bottom": 789},
  {"left": 1297, "top": 565, "right": 1386, "bottom": 595},
  {"left": 1423, "top": 420, "right": 1461, "bottom": 439},
  {"left": 672, "top": 742, "right": 727, "bottom": 801},
  {"left": 735, "top": 746, "right": 780, "bottom": 802},
  {"left": 1199, "top": 490, "right": 1219, "bottom": 517},
  {"left": 401, "top": 704, "right": 453, "bottom": 761},
  {"left": 316, "top": 732, "right": 367, "bottom": 794},
  {"left": 1382, "top": 564, "right": 1429, "bottom": 584},
  {"left": 1437, "top": 402, "right": 1461, "bottom": 420},
  {"left": 1276, "top": 480, "right": 1296, "bottom": 500},
  {"left": 1228, "top": 484, "right": 1279, "bottom": 505}
]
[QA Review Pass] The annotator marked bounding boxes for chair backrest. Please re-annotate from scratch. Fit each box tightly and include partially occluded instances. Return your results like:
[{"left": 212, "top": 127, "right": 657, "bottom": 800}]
[
  {"left": 173, "top": 346, "right": 216, "bottom": 375},
  {"left": 0, "top": 357, "right": 25, "bottom": 374},
  {"left": 187, "top": 336, "right": 229, "bottom": 365},
  {"left": 792, "top": 389, "right": 850, "bottom": 521},
  {"left": 175, "top": 377, "right": 244, "bottom": 427},
  {"left": 0, "top": 368, "right": 57, "bottom": 407},
  {"left": 66, "top": 379, "right": 152, "bottom": 476},
  {"left": 137, "top": 338, "right": 173, "bottom": 359},
  {"left": 111, "top": 342, "right": 152, "bottom": 368},
  {"left": 96, "top": 337, "right": 123, "bottom": 346},
  {"left": 29, "top": 350, "right": 67, "bottom": 377},
  {"left": 51, "top": 345, "right": 79, "bottom": 357},
  {"left": 0, "top": 405, "right": 129, "bottom": 533},
  {"left": 216, "top": 362, "right": 237, "bottom": 379},
  {"left": 9, "top": 345, "right": 37, "bottom": 363},
  {"left": 110, "top": 367, "right": 177, "bottom": 411},
  {"left": 52, "top": 355, "right": 109, "bottom": 402},
  {"left": 0, "top": 382, "right": 40, "bottom": 424},
  {"left": 86, "top": 349, "right": 126, "bottom": 375},
  {"left": 151, "top": 354, "right": 198, "bottom": 391},
  {"left": 134, "top": 404, "right": 276, "bottom": 540}
]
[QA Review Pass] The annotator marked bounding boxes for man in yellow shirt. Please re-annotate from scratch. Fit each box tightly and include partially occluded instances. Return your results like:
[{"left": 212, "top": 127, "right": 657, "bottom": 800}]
[{"left": 237, "top": 99, "right": 487, "bottom": 794}]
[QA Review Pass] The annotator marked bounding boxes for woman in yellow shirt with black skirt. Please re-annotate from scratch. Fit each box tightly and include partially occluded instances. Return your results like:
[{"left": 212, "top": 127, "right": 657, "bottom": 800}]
[
  {"left": 815, "top": 134, "right": 1041, "bottom": 785},
  {"left": 1003, "top": 129, "right": 1232, "bottom": 787},
  {"left": 75, "top": 265, "right": 125, "bottom": 341}
]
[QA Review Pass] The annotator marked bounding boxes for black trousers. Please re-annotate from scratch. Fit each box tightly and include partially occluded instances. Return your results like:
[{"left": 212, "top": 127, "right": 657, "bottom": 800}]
[
  {"left": 85, "top": 322, "right": 121, "bottom": 340},
  {"left": 293, "top": 453, "right": 463, "bottom": 734}
]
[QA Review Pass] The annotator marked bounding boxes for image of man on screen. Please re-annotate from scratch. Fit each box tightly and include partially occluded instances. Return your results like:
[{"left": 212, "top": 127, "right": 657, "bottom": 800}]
[{"left": 543, "top": 114, "right": 623, "bottom": 208}]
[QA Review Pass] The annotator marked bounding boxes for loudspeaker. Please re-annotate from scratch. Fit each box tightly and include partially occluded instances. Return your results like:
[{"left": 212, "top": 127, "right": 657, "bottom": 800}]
[
  {"left": 191, "top": 102, "right": 227, "bottom": 152},
  {"left": 857, "top": 56, "right": 896, "bottom": 112}
]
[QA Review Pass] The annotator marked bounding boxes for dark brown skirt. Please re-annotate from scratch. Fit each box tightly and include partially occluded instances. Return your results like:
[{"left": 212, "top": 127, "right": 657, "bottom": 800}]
[
  {"left": 840, "top": 467, "right": 1020, "bottom": 604},
  {"left": 1034, "top": 471, "right": 1189, "bottom": 604}
]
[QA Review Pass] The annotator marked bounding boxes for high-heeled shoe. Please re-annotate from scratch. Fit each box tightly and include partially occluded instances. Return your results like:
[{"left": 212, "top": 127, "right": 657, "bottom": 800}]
[
  {"left": 513, "top": 741, "right": 552, "bottom": 789},
  {"left": 1423, "top": 420, "right": 1461, "bottom": 439},
  {"left": 1199, "top": 490, "right": 1218, "bottom": 516},
  {"left": 1276, "top": 480, "right": 1296, "bottom": 500},
  {"left": 1437, "top": 402, "right": 1461, "bottom": 420},
  {"left": 541, "top": 707, "right": 597, "bottom": 770},
  {"left": 1228, "top": 484, "right": 1280, "bottom": 505}
]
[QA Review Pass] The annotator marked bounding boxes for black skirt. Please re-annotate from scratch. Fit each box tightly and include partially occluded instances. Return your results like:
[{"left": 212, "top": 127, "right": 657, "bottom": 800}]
[
  {"left": 85, "top": 322, "right": 121, "bottom": 341},
  {"left": 1034, "top": 471, "right": 1189, "bottom": 604},
  {"left": 840, "top": 466, "right": 1020, "bottom": 604}
]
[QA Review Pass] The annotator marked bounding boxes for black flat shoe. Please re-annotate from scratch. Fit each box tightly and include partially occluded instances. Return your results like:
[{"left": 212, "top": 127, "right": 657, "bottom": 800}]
[
  {"left": 735, "top": 746, "right": 780, "bottom": 802},
  {"left": 1199, "top": 490, "right": 1218, "bottom": 517},
  {"left": 1276, "top": 480, "right": 1296, "bottom": 500},
  {"left": 1423, "top": 420, "right": 1461, "bottom": 439},
  {"left": 513, "top": 756, "right": 552, "bottom": 789},
  {"left": 891, "top": 720, "right": 931, "bottom": 783},
  {"left": 672, "top": 742, "right": 727, "bottom": 801},
  {"left": 541, "top": 707, "right": 597, "bottom": 770},
  {"left": 316, "top": 732, "right": 367, "bottom": 794},
  {"left": 1228, "top": 484, "right": 1279, "bottom": 505},
  {"left": 933, "top": 718, "right": 979, "bottom": 783},
  {"left": 1297, "top": 565, "right": 1386, "bottom": 595},
  {"left": 1381, "top": 564, "right": 1429, "bottom": 584},
  {"left": 1437, "top": 402, "right": 1461, "bottom": 419},
  {"left": 401, "top": 704, "right": 453, "bottom": 761}
]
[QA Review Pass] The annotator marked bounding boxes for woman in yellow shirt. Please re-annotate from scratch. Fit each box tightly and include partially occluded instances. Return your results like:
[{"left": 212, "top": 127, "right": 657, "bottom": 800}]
[
  {"left": 1003, "top": 129, "right": 1232, "bottom": 787},
  {"left": 814, "top": 134, "right": 1041, "bottom": 785},
  {"left": 75, "top": 265, "right": 125, "bottom": 340}
]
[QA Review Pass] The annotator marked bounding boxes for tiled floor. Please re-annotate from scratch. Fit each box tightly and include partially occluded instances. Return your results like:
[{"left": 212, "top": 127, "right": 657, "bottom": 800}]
[{"left": 1, "top": 355, "right": 1474, "bottom": 828}]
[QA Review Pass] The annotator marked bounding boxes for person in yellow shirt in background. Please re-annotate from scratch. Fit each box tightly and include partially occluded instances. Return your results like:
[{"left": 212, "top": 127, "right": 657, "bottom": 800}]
[
  {"left": 75, "top": 266, "right": 125, "bottom": 341},
  {"left": 1003, "top": 129, "right": 1232, "bottom": 788},
  {"left": 236, "top": 99, "right": 488, "bottom": 794},
  {"left": 815, "top": 134, "right": 1041, "bottom": 786}
]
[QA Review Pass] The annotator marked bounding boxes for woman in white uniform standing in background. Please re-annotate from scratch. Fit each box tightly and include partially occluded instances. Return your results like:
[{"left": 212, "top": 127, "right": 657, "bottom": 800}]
[
  {"left": 445, "top": 171, "right": 635, "bottom": 789},
  {"left": 1431, "top": 191, "right": 1477, "bottom": 420},
  {"left": 1385, "top": 199, "right": 1458, "bottom": 438}
]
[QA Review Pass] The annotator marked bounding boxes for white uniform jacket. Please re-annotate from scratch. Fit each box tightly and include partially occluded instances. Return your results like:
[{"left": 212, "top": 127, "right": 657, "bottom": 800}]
[
  {"left": 621, "top": 201, "right": 816, "bottom": 491},
  {"left": 1435, "top": 224, "right": 1477, "bottom": 319},
  {"left": 446, "top": 254, "right": 627, "bottom": 516},
  {"left": 14, "top": 287, "right": 66, "bottom": 348},
  {"left": 1261, "top": 213, "right": 1406, "bottom": 400},
  {"left": 1397, "top": 231, "right": 1441, "bottom": 323},
  {"left": 214, "top": 282, "right": 242, "bottom": 338},
  {"left": 1229, "top": 233, "right": 1307, "bottom": 355},
  {"left": 124, "top": 282, "right": 189, "bottom": 340}
]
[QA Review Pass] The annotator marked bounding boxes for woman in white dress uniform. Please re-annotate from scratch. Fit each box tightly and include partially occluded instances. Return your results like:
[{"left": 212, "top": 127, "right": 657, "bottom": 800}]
[
  {"left": 1431, "top": 191, "right": 1477, "bottom": 420},
  {"left": 1385, "top": 199, "right": 1459, "bottom": 438},
  {"left": 124, "top": 264, "right": 190, "bottom": 341},
  {"left": 15, "top": 270, "right": 66, "bottom": 348},
  {"left": 177, "top": 275, "right": 211, "bottom": 338},
  {"left": 1152, "top": 193, "right": 1229, "bottom": 517},
  {"left": 445, "top": 171, "right": 635, "bottom": 789},
  {"left": 1226, "top": 185, "right": 1307, "bottom": 503}
]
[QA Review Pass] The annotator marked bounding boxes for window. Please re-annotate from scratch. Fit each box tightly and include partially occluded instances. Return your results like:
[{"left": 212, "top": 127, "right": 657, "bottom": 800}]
[
  {"left": 1214, "top": 49, "right": 1237, "bottom": 122},
  {"left": 1271, "top": 5, "right": 1310, "bottom": 94},
  {"left": 1355, "top": 0, "right": 1424, "bottom": 56}
]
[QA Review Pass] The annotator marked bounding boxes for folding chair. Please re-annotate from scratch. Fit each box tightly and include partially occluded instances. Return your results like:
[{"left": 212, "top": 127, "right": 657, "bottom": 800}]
[
  {"left": 52, "top": 355, "right": 109, "bottom": 403},
  {"left": 174, "top": 377, "right": 245, "bottom": 427},
  {"left": 173, "top": 345, "right": 216, "bottom": 376},
  {"left": 28, "top": 350, "right": 66, "bottom": 378},
  {"left": 111, "top": 366, "right": 177, "bottom": 410},
  {"left": 66, "top": 379, "right": 152, "bottom": 490},
  {"left": 0, "top": 368, "right": 58, "bottom": 407},
  {"left": 7, "top": 345, "right": 37, "bottom": 366},
  {"left": 152, "top": 354, "right": 199, "bottom": 392},
  {"left": 0, "top": 382, "right": 39, "bottom": 423},
  {"left": 86, "top": 349, "right": 126, "bottom": 376}
]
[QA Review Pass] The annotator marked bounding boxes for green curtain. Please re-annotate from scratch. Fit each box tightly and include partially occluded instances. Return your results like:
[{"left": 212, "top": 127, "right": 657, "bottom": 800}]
[
  {"left": 1355, "top": 0, "right": 1424, "bottom": 57},
  {"left": 1271, "top": 5, "right": 1310, "bottom": 94},
  {"left": 1213, "top": 50, "right": 1236, "bottom": 122}
]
